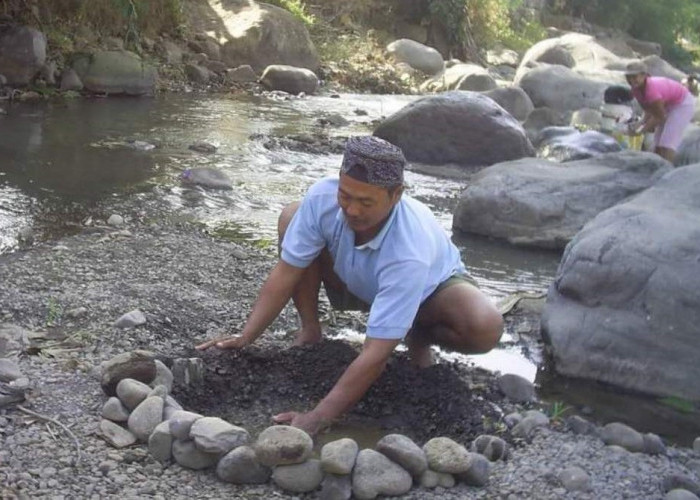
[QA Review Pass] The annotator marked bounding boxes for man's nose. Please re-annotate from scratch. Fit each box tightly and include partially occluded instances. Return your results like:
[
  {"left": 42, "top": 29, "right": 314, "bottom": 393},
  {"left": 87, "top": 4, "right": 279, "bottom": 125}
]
[{"left": 345, "top": 202, "right": 360, "bottom": 217}]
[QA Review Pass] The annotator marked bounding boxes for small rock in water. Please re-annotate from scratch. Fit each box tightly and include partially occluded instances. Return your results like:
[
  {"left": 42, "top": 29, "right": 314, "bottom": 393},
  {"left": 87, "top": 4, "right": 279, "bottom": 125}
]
[
  {"left": 126, "top": 140, "right": 156, "bottom": 151},
  {"left": 497, "top": 373, "right": 535, "bottom": 402},
  {"left": 188, "top": 141, "right": 218, "bottom": 153},
  {"left": 180, "top": 167, "right": 232, "bottom": 190},
  {"left": 17, "top": 227, "right": 34, "bottom": 245}
]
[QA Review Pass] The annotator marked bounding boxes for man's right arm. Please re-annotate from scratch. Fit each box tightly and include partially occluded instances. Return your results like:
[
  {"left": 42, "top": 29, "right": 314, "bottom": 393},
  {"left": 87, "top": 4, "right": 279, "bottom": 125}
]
[{"left": 196, "top": 259, "right": 305, "bottom": 350}]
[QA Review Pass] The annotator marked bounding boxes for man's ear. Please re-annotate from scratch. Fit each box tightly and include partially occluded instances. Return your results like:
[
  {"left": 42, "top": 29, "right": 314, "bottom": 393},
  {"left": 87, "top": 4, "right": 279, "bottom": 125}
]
[{"left": 391, "top": 185, "right": 404, "bottom": 204}]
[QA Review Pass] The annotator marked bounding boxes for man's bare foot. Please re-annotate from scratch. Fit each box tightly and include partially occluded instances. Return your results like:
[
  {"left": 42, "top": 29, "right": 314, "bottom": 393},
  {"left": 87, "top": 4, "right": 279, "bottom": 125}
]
[{"left": 291, "top": 325, "right": 323, "bottom": 346}]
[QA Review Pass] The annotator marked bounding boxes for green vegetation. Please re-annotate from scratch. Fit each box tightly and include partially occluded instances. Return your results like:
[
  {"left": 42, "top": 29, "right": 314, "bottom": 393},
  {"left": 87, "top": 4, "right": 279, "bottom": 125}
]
[
  {"left": 265, "top": 0, "right": 316, "bottom": 25},
  {"left": 0, "top": 0, "right": 185, "bottom": 51},
  {"left": 547, "top": 401, "right": 572, "bottom": 422},
  {"left": 549, "top": 0, "right": 700, "bottom": 66},
  {"left": 45, "top": 297, "right": 63, "bottom": 327},
  {"left": 658, "top": 396, "right": 697, "bottom": 414}
]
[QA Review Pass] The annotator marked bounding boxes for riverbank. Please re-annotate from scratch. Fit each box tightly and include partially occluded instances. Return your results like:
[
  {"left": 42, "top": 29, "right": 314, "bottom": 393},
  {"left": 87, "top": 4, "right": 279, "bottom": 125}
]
[{"left": 1, "top": 210, "right": 699, "bottom": 499}]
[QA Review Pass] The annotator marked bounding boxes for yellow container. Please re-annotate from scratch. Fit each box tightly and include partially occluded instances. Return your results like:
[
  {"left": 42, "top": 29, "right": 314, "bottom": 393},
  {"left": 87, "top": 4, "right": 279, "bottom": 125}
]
[{"left": 613, "top": 132, "right": 644, "bottom": 151}]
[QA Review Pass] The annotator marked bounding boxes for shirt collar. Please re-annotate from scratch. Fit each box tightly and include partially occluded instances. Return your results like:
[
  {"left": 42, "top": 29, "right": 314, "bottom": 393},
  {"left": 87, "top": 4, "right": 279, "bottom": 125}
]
[{"left": 354, "top": 205, "right": 398, "bottom": 251}]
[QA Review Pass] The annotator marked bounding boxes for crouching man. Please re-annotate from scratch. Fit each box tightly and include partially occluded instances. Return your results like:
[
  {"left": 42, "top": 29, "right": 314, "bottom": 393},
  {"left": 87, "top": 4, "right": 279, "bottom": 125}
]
[{"left": 197, "top": 136, "right": 503, "bottom": 435}]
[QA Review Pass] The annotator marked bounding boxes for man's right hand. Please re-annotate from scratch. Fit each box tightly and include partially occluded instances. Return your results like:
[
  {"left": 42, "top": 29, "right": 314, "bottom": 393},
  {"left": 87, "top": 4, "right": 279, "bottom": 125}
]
[{"left": 195, "top": 335, "right": 250, "bottom": 351}]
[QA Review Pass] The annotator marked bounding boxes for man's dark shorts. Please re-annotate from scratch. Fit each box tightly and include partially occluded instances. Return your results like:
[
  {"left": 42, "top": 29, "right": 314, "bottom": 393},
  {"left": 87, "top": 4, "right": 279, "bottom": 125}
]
[{"left": 325, "top": 272, "right": 479, "bottom": 313}]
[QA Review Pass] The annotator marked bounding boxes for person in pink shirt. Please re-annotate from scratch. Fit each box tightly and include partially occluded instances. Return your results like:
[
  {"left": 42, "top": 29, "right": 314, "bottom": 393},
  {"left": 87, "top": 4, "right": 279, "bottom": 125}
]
[{"left": 625, "top": 61, "right": 696, "bottom": 162}]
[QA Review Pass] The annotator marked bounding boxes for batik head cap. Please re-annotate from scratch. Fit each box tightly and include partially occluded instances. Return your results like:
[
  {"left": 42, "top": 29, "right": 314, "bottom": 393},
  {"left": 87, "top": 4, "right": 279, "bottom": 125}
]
[{"left": 340, "top": 136, "right": 406, "bottom": 188}]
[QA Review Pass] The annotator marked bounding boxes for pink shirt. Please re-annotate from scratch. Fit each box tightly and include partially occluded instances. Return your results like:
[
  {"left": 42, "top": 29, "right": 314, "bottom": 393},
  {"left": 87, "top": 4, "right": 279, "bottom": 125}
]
[{"left": 632, "top": 76, "right": 689, "bottom": 107}]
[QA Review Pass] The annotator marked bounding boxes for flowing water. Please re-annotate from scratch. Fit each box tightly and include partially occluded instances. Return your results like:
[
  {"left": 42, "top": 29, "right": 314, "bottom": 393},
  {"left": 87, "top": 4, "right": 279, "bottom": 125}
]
[{"left": 1, "top": 93, "right": 697, "bottom": 444}]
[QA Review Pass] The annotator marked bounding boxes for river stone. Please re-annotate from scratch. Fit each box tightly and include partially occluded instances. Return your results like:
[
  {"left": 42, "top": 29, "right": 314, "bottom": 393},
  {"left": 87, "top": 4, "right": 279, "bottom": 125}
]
[
  {"left": 663, "top": 474, "right": 700, "bottom": 496},
  {"left": 0, "top": 358, "right": 22, "bottom": 382},
  {"left": 254, "top": 425, "right": 313, "bottom": 466},
  {"left": 272, "top": 459, "right": 323, "bottom": 493},
  {"left": 180, "top": 168, "right": 232, "bottom": 190},
  {"left": 190, "top": 417, "right": 249, "bottom": 454},
  {"left": 114, "top": 309, "right": 146, "bottom": 328},
  {"left": 454, "top": 151, "right": 672, "bottom": 250},
  {"left": 471, "top": 435, "right": 509, "bottom": 461},
  {"left": 107, "top": 214, "right": 124, "bottom": 227},
  {"left": 386, "top": 39, "right": 443, "bottom": 75},
  {"left": 320, "top": 438, "right": 359, "bottom": 475},
  {"left": 168, "top": 411, "right": 203, "bottom": 440},
  {"left": 523, "top": 410, "right": 550, "bottom": 426},
  {"left": 497, "top": 374, "right": 535, "bottom": 402},
  {"left": 516, "top": 64, "right": 608, "bottom": 112},
  {"left": 320, "top": 473, "right": 352, "bottom": 500},
  {"left": 483, "top": 86, "right": 535, "bottom": 122},
  {"left": 376, "top": 434, "right": 427, "bottom": 477},
  {"left": 558, "top": 466, "right": 591, "bottom": 492},
  {"left": 127, "top": 396, "right": 164, "bottom": 442},
  {"left": 102, "top": 397, "right": 130, "bottom": 422},
  {"left": 148, "top": 421, "right": 173, "bottom": 463},
  {"left": 260, "top": 64, "right": 318, "bottom": 95},
  {"left": 225, "top": 65, "right": 258, "bottom": 84},
  {"left": 116, "top": 378, "right": 152, "bottom": 410},
  {"left": 163, "top": 395, "right": 183, "bottom": 420},
  {"left": 536, "top": 127, "right": 621, "bottom": 162},
  {"left": 423, "top": 437, "right": 472, "bottom": 474},
  {"left": 694, "top": 437, "right": 700, "bottom": 454},
  {"left": 643, "top": 433, "right": 666, "bottom": 455},
  {"left": 0, "top": 26, "right": 46, "bottom": 85},
  {"left": 99, "top": 419, "right": 137, "bottom": 449},
  {"left": 421, "top": 63, "right": 489, "bottom": 93},
  {"left": 71, "top": 50, "right": 157, "bottom": 96},
  {"left": 152, "top": 360, "right": 173, "bottom": 393},
  {"left": 541, "top": 166, "right": 700, "bottom": 399},
  {"left": 600, "top": 423, "right": 645, "bottom": 452},
  {"left": 511, "top": 415, "right": 548, "bottom": 442},
  {"left": 352, "top": 449, "right": 412, "bottom": 500},
  {"left": 219, "top": 2, "right": 319, "bottom": 72},
  {"left": 566, "top": 415, "right": 597, "bottom": 436},
  {"left": 171, "top": 439, "right": 219, "bottom": 470},
  {"left": 420, "top": 469, "right": 440, "bottom": 488},
  {"left": 456, "top": 452, "right": 491, "bottom": 487},
  {"left": 685, "top": 459, "right": 700, "bottom": 477},
  {"left": 185, "top": 63, "right": 211, "bottom": 84},
  {"left": 60, "top": 68, "right": 83, "bottom": 91},
  {"left": 457, "top": 72, "right": 497, "bottom": 92},
  {"left": 147, "top": 384, "right": 168, "bottom": 400},
  {"left": 188, "top": 141, "right": 218, "bottom": 154},
  {"left": 216, "top": 445, "right": 271, "bottom": 484},
  {"left": 374, "top": 91, "right": 534, "bottom": 169},
  {"left": 504, "top": 412, "right": 523, "bottom": 428},
  {"left": 665, "top": 490, "right": 700, "bottom": 500}
]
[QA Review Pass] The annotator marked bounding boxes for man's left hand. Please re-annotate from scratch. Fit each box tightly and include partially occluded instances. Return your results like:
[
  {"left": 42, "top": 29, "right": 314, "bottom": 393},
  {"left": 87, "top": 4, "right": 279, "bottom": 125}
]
[{"left": 272, "top": 410, "right": 329, "bottom": 436}]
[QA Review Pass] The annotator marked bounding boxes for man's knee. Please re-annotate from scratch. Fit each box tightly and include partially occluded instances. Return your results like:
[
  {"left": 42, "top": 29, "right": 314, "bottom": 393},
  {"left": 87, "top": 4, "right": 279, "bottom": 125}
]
[
  {"left": 468, "top": 307, "right": 504, "bottom": 354},
  {"left": 278, "top": 201, "right": 301, "bottom": 241}
]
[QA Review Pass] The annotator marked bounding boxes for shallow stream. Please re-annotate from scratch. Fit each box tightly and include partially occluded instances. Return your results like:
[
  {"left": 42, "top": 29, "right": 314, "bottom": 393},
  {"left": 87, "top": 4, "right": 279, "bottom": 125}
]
[{"left": 0, "top": 93, "right": 697, "bottom": 444}]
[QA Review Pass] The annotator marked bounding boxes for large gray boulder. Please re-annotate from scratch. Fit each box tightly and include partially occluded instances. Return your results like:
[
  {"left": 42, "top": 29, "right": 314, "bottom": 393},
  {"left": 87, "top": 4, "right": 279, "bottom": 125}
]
[
  {"left": 260, "top": 64, "right": 318, "bottom": 95},
  {"left": 535, "top": 126, "right": 621, "bottom": 162},
  {"left": 516, "top": 64, "right": 608, "bottom": 112},
  {"left": 483, "top": 86, "right": 534, "bottom": 122},
  {"left": 675, "top": 126, "right": 700, "bottom": 167},
  {"left": 643, "top": 55, "right": 686, "bottom": 82},
  {"left": 0, "top": 25, "right": 46, "bottom": 85},
  {"left": 541, "top": 165, "right": 700, "bottom": 400},
  {"left": 218, "top": 3, "right": 319, "bottom": 72},
  {"left": 72, "top": 51, "right": 157, "bottom": 96},
  {"left": 373, "top": 91, "right": 534, "bottom": 169},
  {"left": 453, "top": 151, "right": 672, "bottom": 249},
  {"left": 386, "top": 39, "right": 443, "bottom": 75},
  {"left": 421, "top": 63, "right": 490, "bottom": 92}
]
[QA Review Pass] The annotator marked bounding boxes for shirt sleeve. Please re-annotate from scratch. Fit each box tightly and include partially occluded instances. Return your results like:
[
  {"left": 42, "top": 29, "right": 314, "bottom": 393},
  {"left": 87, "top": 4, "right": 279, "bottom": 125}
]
[
  {"left": 365, "top": 260, "right": 430, "bottom": 340},
  {"left": 280, "top": 194, "right": 326, "bottom": 269}
]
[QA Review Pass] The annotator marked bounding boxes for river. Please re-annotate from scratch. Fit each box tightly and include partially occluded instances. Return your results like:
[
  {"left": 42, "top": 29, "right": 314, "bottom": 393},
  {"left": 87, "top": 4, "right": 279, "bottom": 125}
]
[{"left": 1, "top": 92, "right": 697, "bottom": 444}]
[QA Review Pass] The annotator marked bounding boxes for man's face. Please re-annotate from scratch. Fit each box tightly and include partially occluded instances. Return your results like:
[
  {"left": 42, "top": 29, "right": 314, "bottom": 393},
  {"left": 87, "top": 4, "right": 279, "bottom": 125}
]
[{"left": 338, "top": 173, "right": 402, "bottom": 239}]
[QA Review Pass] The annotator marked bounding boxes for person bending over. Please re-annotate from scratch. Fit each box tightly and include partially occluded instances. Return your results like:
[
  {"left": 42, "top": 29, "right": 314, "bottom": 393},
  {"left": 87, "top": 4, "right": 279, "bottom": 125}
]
[
  {"left": 196, "top": 136, "right": 503, "bottom": 435},
  {"left": 625, "top": 61, "right": 696, "bottom": 162}
]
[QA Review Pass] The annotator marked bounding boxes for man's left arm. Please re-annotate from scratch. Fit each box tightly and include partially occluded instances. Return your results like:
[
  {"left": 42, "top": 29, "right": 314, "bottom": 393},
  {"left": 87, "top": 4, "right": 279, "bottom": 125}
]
[{"left": 273, "top": 337, "right": 400, "bottom": 434}]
